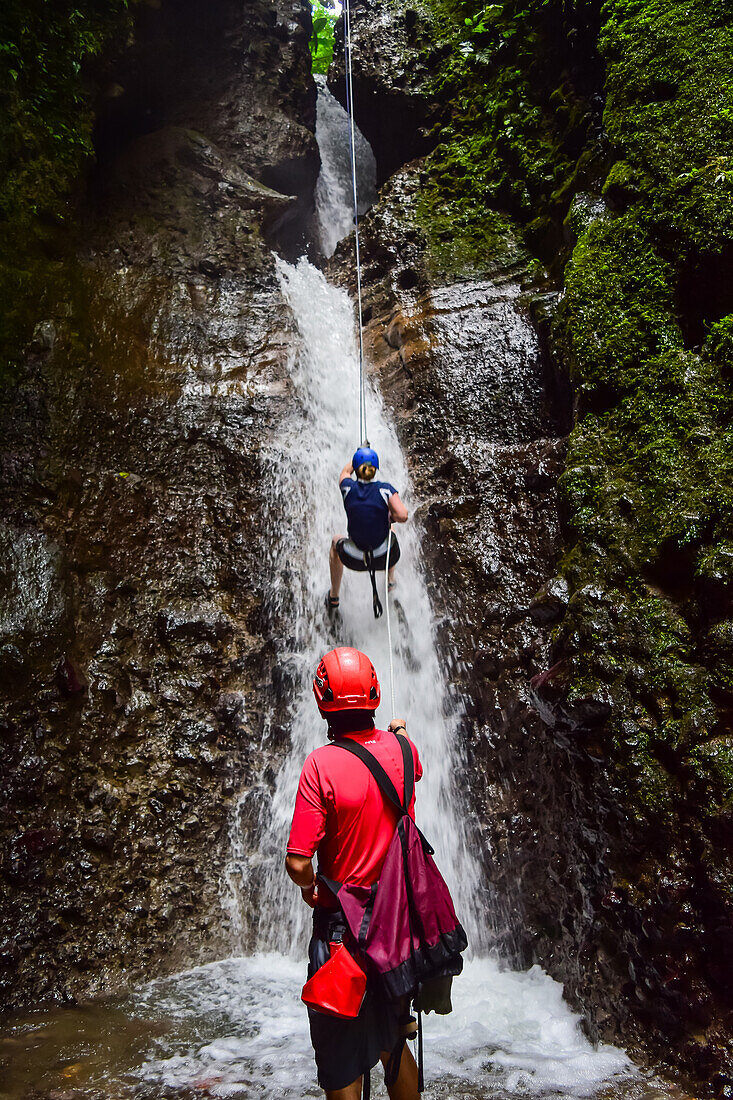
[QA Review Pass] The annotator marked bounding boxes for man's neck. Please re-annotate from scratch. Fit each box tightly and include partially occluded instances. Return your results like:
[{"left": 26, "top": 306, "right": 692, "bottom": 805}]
[{"left": 327, "top": 715, "right": 376, "bottom": 739}]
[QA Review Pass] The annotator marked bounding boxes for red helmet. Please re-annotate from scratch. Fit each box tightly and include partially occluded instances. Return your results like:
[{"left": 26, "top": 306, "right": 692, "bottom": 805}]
[{"left": 313, "top": 647, "right": 380, "bottom": 713}]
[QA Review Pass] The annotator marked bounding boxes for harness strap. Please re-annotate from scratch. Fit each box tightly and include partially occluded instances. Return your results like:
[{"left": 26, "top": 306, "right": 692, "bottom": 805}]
[
  {"left": 332, "top": 734, "right": 433, "bottom": 853},
  {"left": 417, "top": 1009, "right": 424, "bottom": 1091},
  {"left": 365, "top": 549, "right": 383, "bottom": 619}
]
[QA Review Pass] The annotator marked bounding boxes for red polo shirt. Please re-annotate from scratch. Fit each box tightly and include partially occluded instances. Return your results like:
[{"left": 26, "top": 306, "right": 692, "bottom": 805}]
[{"left": 287, "top": 727, "right": 422, "bottom": 901}]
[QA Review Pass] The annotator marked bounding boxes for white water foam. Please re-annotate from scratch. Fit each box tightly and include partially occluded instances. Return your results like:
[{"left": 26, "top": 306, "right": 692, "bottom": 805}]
[{"left": 129, "top": 953, "right": 634, "bottom": 1098}]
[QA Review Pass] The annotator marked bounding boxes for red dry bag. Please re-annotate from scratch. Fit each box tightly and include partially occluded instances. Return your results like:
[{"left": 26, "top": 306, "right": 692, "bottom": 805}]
[{"left": 301, "top": 940, "right": 367, "bottom": 1018}]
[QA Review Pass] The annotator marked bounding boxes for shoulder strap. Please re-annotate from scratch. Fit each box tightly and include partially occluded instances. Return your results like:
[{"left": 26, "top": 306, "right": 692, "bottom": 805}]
[
  {"left": 332, "top": 732, "right": 413, "bottom": 815},
  {"left": 332, "top": 734, "right": 435, "bottom": 856},
  {"left": 397, "top": 733, "right": 415, "bottom": 810}
]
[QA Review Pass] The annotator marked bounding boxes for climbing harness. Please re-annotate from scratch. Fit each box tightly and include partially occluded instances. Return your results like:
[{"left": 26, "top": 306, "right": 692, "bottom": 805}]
[{"left": 343, "top": 0, "right": 367, "bottom": 445}]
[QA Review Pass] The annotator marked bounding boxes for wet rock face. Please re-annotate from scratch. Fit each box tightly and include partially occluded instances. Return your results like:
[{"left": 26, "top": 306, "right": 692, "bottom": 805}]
[
  {"left": 0, "top": 0, "right": 313, "bottom": 1011},
  {"left": 327, "top": 0, "right": 440, "bottom": 185},
  {"left": 93, "top": 0, "right": 319, "bottom": 253}
]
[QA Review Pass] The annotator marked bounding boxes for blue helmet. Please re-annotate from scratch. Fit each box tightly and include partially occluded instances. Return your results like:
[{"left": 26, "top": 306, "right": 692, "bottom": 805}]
[{"left": 352, "top": 447, "right": 379, "bottom": 473}]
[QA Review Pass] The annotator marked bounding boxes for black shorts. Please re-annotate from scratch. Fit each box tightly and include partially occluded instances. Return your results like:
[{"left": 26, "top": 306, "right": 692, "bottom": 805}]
[
  {"left": 336, "top": 535, "right": 401, "bottom": 574},
  {"left": 307, "top": 909, "right": 400, "bottom": 1091}
]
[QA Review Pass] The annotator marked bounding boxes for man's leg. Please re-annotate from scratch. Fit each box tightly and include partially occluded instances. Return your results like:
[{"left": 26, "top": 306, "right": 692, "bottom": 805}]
[
  {"left": 380, "top": 1045, "right": 419, "bottom": 1100},
  {"left": 325, "top": 1078, "right": 362, "bottom": 1100},
  {"left": 329, "top": 536, "right": 344, "bottom": 600}
]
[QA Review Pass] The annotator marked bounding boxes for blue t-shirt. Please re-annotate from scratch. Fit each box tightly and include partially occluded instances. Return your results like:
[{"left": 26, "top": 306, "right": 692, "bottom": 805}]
[{"left": 340, "top": 477, "right": 397, "bottom": 551}]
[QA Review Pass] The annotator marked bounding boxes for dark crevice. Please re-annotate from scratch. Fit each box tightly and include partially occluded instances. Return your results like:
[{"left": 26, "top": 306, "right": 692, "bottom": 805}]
[{"left": 677, "top": 244, "right": 733, "bottom": 348}]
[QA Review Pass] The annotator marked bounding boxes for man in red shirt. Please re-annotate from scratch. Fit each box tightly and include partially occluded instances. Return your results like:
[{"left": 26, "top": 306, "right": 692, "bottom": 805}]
[{"left": 286, "top": 647, "right": 421, "bottom": 1100}]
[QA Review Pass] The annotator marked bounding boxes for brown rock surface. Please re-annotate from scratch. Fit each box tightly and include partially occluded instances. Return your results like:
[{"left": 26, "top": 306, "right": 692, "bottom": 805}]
[{"left": 0, "top": 0, "right": 315, "bottom": 1010}]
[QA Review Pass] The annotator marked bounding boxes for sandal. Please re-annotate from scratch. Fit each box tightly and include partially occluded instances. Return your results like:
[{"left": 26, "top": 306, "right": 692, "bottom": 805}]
[{"left": 325, "top": 592, "right": 340, "bottom": 615}]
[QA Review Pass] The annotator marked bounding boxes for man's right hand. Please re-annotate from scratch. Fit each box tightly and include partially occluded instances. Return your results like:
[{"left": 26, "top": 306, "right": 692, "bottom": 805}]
[
  {"left": 389, "top": 718, "right": 407, "bottom": 733},
  {"left": 301, "top": 881, "right": 319, "bottom": 908}
]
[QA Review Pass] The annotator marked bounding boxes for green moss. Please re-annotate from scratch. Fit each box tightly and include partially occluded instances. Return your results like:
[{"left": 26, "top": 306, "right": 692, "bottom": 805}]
[
  {"left": 559, "top": 218, "right": 681, "bottom": 393},
  {"left": 414, "top": 0, "right": 733, "bottom": 816},
  {"left": 600, "top": 0, "right": 733, "bottom": 253},
  {"left": 415, "top": 186, "right": 520, "bottom": 277},
  {"left": 544, "top": 0, "right": 733, "bottom": 813},
  {"left": 418, "top": 0, "right": 604, "bottom": 271}
]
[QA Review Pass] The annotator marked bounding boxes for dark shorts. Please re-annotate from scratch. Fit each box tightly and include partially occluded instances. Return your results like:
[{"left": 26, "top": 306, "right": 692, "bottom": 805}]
[
  {"left": 307, "top": 909, "right": 400, "bottom": 1091},
  {"left": 336, "top": 535, "right": 401, "bottom": 574}
]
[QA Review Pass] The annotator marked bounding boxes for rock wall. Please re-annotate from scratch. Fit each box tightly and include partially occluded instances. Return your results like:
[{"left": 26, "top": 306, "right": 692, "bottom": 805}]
[
  {"left": 0, "top": 0, "right": 316, "bottom": 1011},
  {"left": 329, "top": 0, "right": 733, "bottom": 1091}
]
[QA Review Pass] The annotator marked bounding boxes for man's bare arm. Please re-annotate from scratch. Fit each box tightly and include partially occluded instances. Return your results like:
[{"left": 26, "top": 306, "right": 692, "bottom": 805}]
[
  {"left": 285, "top": 853, "right": 319, "bottom": 907},
  {"left": 388, "top": 492, "right": 408, "bottom": 523},
  {"left": 339, "top": 462, "right": 354, "bottom": 484}
]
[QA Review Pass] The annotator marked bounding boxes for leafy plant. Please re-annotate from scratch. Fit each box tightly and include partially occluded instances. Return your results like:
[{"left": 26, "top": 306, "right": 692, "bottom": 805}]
[{"left": 309, "top": 0, "right": 338, "bottom": 74}]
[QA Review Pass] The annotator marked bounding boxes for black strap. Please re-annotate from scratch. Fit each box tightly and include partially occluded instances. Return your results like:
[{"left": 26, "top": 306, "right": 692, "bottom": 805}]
[
  {"left": 385, "top": 1037, "right": 406, "bottom": 1087},
  {"left": 397, "top": 732, "right": 415, "bottom": 811},
  {"left": 333, "top": 733, "right": 434, "bottom": 854},
  {"left": 417, "top": 1009, "right": 424, "bottom": 1092},
  {"left": 365, "top": 549, "right": 383, "bottom": 619},
  {"left": 333, "top": 734, "right": 408, "bottom": 814}
]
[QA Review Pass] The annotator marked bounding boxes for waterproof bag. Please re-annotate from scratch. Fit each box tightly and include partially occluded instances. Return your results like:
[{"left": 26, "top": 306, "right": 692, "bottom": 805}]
[
  {"left": 301, "top": 940, "right": 367, "bottom": 1018},
  {"left": 325, "top": 734, "right": 467, "bottom": 1002}
]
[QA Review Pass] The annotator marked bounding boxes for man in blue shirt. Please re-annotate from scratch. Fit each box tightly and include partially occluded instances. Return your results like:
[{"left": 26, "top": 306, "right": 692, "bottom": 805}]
[{"left": 328, "top": 447, "right": 408, "bottom": 615}]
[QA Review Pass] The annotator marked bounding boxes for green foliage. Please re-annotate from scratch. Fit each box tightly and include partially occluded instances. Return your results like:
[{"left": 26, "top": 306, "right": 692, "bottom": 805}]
[
  {"left": 309, "top": 1, "right": 337, "bottom": 75},
  {"left": 0, "top": 0, "right": 132, "bottom": 378},
  {"left": 420, "top": 0, "right": 604, "bottom": 268}
]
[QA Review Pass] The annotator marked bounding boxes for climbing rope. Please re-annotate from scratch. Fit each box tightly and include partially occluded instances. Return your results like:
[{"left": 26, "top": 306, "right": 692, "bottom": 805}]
[
  {"left": 342, "top": 0, "right": 397, "bottom": 717},
  {"left": 385, "top": 529, "right": 396, "bottom": 716},
  {"left": 343, "top": 0, "right": 367, "bottom": 445}
]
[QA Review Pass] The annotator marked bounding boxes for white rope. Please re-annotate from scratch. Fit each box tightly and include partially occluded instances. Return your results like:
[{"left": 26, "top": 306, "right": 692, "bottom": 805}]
[
  {"left": 343, "top": 0, "right": 396, "bottom": 718},
  {"left": 343, "top": 0, "right": 367, "bottom": 444},
  {"left": 385, "top": 528, "right": 396, "bottom": 717}
]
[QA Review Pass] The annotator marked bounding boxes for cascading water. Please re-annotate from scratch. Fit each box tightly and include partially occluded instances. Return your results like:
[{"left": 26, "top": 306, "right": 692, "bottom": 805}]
[
  {"left": 244, "top": 253, "right": 487, "bottom": 956},
  {"left": 315, "top": 74, "right": 376, "bottom": 258},
  {"left": 1, "top": 72, "right": 675, "bottom": 1100}
]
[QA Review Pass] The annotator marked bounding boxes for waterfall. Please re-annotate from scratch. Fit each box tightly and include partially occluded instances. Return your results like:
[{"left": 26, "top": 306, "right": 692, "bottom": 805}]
[
  {"left": 314, "top": 74, "right": 376, "bottom": 257},
  {"left": 222, "top": 75, "right": 485, "bottom": 956},
  {"left": 249, "top": 254, "right": 486, "bottom": 954},
  {"left": 184, "top": 79, "right": 635, "bottom": 1100}
]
